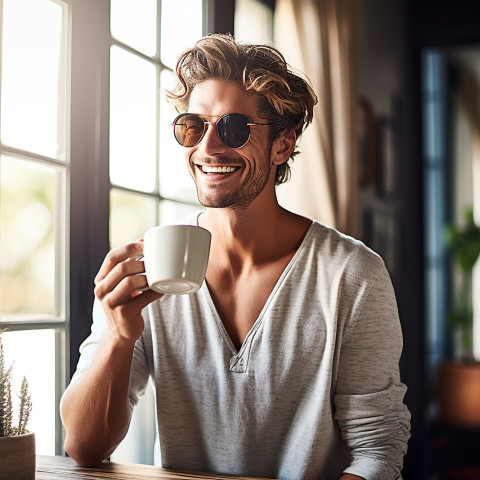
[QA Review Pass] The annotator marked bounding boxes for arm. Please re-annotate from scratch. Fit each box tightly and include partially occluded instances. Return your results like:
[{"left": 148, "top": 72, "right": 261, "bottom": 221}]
[
  {"left": 60, "top": 241, "right": 162, "bottom": 466},
  {"left": 334, "top": 262, "right": 410, "bottom": 480},
  {"left": 339, "top": 476, "right": 366, "bottom": 480}
]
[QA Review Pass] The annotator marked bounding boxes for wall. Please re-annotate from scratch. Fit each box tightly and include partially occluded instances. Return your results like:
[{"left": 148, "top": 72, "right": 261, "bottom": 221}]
[{"left": 355, "top": 1, "right": 426, "bottom": 478}]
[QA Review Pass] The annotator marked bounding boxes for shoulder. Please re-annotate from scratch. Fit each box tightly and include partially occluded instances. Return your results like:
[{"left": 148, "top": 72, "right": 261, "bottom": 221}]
[
  {"left": 304, "top": 221, "right": 384, "bottom": 277},
  {"left": 301, "top": 223, "right": 397, "bottom": 343}
]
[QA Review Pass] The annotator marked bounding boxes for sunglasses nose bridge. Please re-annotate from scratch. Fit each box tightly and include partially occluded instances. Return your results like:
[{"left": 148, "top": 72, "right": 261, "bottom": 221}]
[{"left": 198, "top": 119, "right": 226, "bottom": 149}]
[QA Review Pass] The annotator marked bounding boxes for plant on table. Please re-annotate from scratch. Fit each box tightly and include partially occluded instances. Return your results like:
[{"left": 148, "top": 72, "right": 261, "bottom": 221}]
[{"left": 0, "top": 329, "right": 32, "bottom": 437}]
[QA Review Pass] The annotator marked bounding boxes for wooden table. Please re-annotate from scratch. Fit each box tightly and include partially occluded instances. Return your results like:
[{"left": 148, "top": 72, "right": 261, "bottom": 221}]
[{"left": 35, "top": 455, "right": 274, "bottom": 479}]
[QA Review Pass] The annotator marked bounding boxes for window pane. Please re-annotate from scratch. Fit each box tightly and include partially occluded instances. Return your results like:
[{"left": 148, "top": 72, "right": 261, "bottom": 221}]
[
  {"left": 0, "top": 0, "right": 65, "bottom": 159},
  {"left": 110, "top": 189, "right": 157, "bottom": 248},
  {"left": 235, "top": 0, "right": 273, "bottom": 44},
  {"left": 2, "top": 329, "right": 56, "bottom": 455},
  {"left": 110, "top": 46, "right": 157, "bottom": 192},
  {"left": 159, "top": 199, "right": 203, "bottom": 225},
  {"left": 160, "top": 0, "right": 203, "bottom": 70},
  {"left": 0, "top": 156, "right": 56, "bottom": 317},
  {"left": 110, "top": 0, "right": 157, "bottom": 57},
  {"left": 159, "top": 70, "right": 198, "bottom": 203}
]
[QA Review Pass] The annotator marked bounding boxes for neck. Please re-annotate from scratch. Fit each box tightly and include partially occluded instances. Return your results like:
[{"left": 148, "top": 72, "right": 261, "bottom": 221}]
[
  {"left": 202, "top": 194, "right": 279, "bottom": 241},
  {"left": 199, "top": 190, "right": 311, "bottom": 268}
]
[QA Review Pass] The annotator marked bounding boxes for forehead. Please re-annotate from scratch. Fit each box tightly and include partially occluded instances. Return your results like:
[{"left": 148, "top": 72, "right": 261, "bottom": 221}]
[{"left": 188, "top": 79, "right": 260, "bottom": 117}]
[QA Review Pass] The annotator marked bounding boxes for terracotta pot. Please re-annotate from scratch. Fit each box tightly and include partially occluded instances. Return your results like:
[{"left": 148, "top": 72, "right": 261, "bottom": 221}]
[
  {"left": 0, "top": 432, "right": 35, "bottom": 480},
  {"left": 437, "top": 362, "right": 480, "bottom": 427}
]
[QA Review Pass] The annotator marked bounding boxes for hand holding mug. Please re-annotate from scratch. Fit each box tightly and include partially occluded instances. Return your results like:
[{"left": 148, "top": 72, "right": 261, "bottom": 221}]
[{"left": 94, "top": 241, "right": 162, "bottom": 343}]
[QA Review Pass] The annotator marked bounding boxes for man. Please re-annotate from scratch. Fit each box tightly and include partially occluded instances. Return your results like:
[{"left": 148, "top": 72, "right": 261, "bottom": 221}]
[{"left": 61, "top": 34, "right": 410, "bottom": 480}]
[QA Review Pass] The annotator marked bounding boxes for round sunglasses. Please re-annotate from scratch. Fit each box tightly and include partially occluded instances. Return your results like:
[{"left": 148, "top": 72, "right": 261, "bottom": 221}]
[{"left": 172, "top": 113, "right": 276, "bottom": 149}]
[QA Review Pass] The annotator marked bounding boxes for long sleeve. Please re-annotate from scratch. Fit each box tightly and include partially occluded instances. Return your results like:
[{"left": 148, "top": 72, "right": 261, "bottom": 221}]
[{"left": 334, "top": 263, "right": 411, "bottom": 479}]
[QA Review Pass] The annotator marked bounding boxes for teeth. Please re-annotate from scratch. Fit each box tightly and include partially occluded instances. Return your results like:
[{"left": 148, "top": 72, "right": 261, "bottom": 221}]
[{"left": 201, "top": 166, "right": 237, "bottom": 173}]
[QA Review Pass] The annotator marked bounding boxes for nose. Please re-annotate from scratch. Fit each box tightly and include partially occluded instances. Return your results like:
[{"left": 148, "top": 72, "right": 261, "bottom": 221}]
[{"left": 196, "top": 121, "right": 228, "bottom": 154}]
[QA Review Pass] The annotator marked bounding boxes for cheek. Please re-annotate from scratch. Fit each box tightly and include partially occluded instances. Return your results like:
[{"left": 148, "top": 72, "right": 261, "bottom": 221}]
[
  {"left": 184, "top": 151, "right": 197, "bottom": 179},
  {"left": 241, "top": 154, "right": 271, "bottom": 183},
  {"left": 185, "top": 149, "right": 196, "bottom": 168},
  {"left": 241, "top": 140, "right": 272, "bottom": 171}
]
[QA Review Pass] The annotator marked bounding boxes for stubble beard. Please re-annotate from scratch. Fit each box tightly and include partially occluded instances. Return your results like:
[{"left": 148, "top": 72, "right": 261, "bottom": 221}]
[
  {"left": 196, "top": 172, "right": 270, "bottom": 211},
  {"left": 192, "top": 151, "right": 273, "bottom": 212}
]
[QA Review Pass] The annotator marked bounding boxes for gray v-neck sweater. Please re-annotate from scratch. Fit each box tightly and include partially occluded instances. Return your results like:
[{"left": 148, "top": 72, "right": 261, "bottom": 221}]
[{"left": 73, "top": 220, "right": 410, "bottom": 480}]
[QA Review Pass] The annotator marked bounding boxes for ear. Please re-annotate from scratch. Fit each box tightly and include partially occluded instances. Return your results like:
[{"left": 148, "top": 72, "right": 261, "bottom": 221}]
[{"left": 271, "top": 129, "right": 296, "bottom": 166}]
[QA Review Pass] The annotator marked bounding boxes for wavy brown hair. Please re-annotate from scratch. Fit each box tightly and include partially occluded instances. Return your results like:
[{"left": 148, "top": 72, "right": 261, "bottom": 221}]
[{"left": 166, "top": 34, "right": 317, "bottom": 184}]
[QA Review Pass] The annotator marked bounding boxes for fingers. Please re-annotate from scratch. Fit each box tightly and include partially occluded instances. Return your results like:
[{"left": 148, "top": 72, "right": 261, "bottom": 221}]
[
  {"left": 95, "top": 261, "right": 144, "bottom": 298},
  {"left": 95, "top": 265, "right": 146, "bottom": 305},
  {"left": 93, "top": 241, "right": 163, "bottom": 343},
  {"left": 130, "top": 288, "right": 163, "bottom": 310},
  {"left": 106, "top": 284, "right": 162, "bottom": 319},
  {"left": 94, "top": 241, "right": 151, "bottom": 307},
  {"left": 95, "top": 241, "right": 144, "bottom": 286},
  {"left": 94, "top": 241, "right": 165, "bottom": 308}
]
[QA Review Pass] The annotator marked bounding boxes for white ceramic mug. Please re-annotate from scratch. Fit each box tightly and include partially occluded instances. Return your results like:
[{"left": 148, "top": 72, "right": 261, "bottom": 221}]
[{"left": 143, "top": 224, "right": 211, "bottom": 295}]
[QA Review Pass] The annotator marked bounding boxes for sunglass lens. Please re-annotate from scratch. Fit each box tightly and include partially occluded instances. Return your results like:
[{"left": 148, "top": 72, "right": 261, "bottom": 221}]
[
  {"left": 217, "top": 113, "right": 250, "bottom": 148},
  {"left": 173, "top": 114, "right": 205, "bottom": 147}
]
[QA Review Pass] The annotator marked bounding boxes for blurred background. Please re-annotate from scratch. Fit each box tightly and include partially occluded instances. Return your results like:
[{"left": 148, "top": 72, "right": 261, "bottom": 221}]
[{"left": 1, "top": 0, "right": 480, "bottom": 478}]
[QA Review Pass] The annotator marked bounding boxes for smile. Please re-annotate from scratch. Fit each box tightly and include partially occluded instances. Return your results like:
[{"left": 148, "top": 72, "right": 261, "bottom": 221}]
[{"left": 201, "top": 165, "right": 238, "bottom": 174}]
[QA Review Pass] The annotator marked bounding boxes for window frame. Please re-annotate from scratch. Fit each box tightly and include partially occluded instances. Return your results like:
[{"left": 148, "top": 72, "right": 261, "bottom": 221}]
[
  {"left": 0, "top": 0, "right": 71, "bottom": 455},
  {"left": 68, "top": 0, "right": 111, "bottom": 381}
]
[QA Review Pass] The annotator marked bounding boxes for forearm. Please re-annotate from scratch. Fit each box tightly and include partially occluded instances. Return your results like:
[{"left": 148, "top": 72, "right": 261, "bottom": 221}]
[
  {"left": 339, "top": 475, "right": 366, "bottom": 480},
  {"left": 62, "top": 240, "right": 162, "bottom": 466},
  {"left": 61, "top": 332, "right": 136, "bottom": 466}
]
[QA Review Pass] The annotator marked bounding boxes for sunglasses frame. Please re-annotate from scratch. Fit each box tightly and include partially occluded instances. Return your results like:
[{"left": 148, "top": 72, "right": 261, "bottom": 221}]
[{"left": 172, "top": 112, "right": 276, "bottom": 149}]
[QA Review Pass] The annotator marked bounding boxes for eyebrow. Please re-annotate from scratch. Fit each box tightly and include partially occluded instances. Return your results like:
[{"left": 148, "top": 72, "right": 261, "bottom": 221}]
[
  {"left": 187, "top": 113, "right": 218, "bottom": 120},
  {"left": 187, "top": 113, "right": 254, "bottom": 123}
]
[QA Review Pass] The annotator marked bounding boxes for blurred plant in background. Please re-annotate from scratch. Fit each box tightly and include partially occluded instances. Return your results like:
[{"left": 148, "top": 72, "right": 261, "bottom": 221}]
[{"left": 445, "top": 206, "right": 480, "bottom": 361}]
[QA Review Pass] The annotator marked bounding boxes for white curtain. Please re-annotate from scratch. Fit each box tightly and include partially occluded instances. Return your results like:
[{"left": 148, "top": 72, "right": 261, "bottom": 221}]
[{"left": 274, "top": 0, "right": 358, "bottom": 236}]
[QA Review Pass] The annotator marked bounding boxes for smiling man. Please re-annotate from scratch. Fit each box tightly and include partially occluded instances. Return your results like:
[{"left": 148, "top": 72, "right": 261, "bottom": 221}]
[{"left": 61, "top": 34, "right": 410, "bottom": 480}]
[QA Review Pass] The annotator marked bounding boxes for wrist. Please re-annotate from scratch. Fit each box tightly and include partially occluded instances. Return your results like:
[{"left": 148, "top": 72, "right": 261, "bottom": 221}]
[{"left": 100, "top": 328, "right": 138, "bottom": 355}]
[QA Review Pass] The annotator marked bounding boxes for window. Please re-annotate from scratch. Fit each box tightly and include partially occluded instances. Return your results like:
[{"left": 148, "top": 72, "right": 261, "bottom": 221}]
[
  {"left": 0, "top": 0, "right": 68, "bottom": 455},
  {"left": 422, "top": 51, "right": 451, "bottom": 372},
  {"left": 423, "top": 48, "right": 480, "bottom": 366},
  {"left": 235, "top": 0, "right": 274, "bottom": 44}
]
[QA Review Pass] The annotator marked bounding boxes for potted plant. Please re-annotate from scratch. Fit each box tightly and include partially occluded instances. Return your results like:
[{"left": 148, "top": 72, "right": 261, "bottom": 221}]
[
  {"left": 446, "top": 206, "right": 480, "bottom": 360},
  {"left": 0, "top": 330, "right": 35, "bottom": 480},
  {"left": 437, "top": 206, "right": 480, "bottom": 426}
]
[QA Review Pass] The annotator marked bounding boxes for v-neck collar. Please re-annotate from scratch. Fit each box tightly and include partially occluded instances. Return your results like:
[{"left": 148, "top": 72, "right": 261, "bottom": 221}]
[{"left": 200, "top": 220, "right": 315, "bottom": 373}]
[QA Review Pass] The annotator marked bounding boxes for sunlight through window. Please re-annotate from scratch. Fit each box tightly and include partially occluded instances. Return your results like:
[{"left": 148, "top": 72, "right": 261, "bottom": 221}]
[
  {"left": 0, "top": 0, "right": 67, "bottom": 457},
  {"left": 3, "top": 330, "right": 56, "bottom": 455},
  {"left": 109, "top": 46, "right": 157, "bottom": 192},
  {"left": 0, "top": 0, "right": 64, "bottom": 158},
  {"left": 111, "top": 0, "right": 157, "bottom": 56}
]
